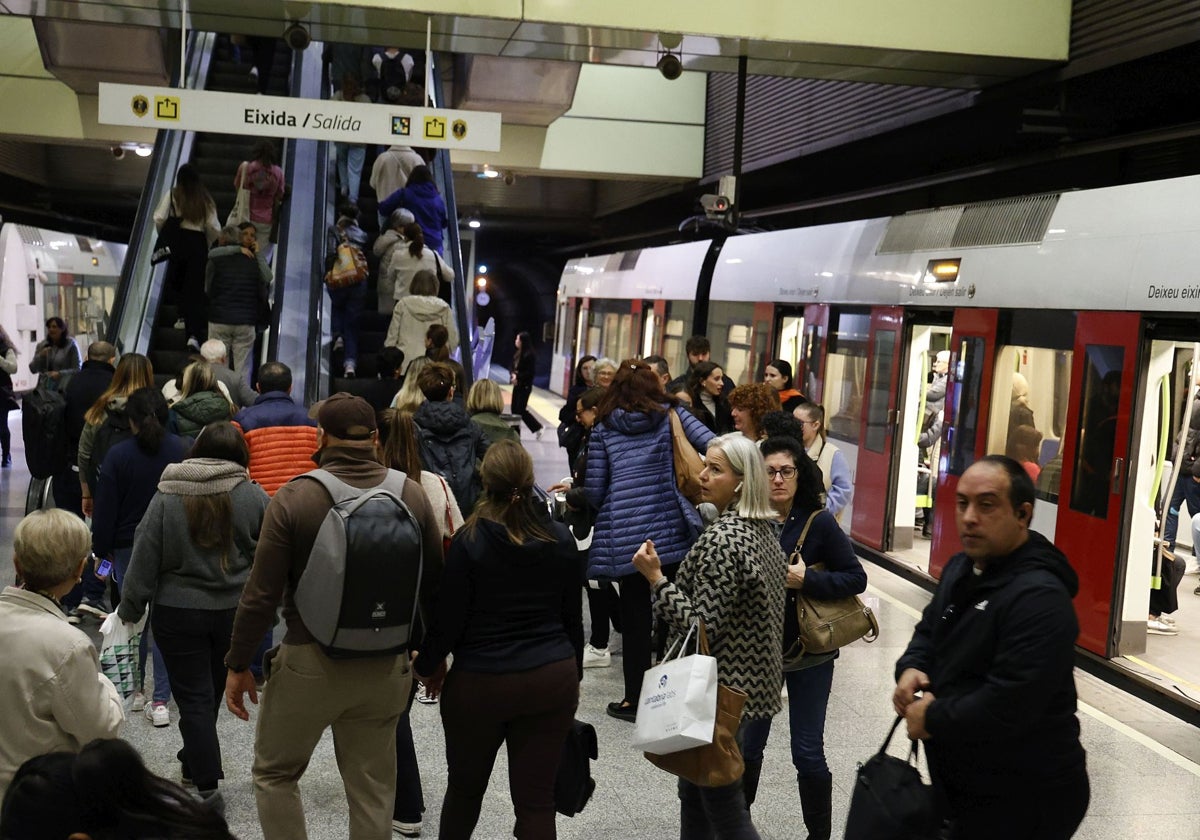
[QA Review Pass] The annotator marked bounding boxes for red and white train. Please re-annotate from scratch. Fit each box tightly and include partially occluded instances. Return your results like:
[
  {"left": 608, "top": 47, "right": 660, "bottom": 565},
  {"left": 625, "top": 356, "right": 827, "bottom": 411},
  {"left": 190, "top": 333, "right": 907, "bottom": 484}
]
[{"left": 551, "top": 175, "right": 1200, "bottom": 704}]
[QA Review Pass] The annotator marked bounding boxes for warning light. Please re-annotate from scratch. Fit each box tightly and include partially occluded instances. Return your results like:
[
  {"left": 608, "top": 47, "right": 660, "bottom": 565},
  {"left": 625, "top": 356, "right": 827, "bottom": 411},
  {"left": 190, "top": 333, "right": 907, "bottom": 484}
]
[
  {"left": 924, "top": 258, "right": 961, "bottom": 284},
  {"left": 700, "top": 194, "right": 731, "bottom": 219},
  {"left": 476, "top": 276, "right": 487, "bottom": 290}
]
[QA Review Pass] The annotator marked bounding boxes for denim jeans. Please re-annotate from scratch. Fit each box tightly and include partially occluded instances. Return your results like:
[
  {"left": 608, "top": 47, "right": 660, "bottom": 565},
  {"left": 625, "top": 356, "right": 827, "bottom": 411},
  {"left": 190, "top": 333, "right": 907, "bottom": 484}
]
[
  {"left": 112, "top": 547, "right": 171, "bottom": 704},
  {"left": 677, "top": 722, "right": 760, "bottom": 840},
  {"left": 328, "top": 282, "right": 367, "bottom": 368},
  {"left": 336, "top": 143, "right": 365, "bottom": 203},
  {"left": 1163, "top": 473, "right": 1200, "bottom": 549},
  {"left": 742, "top": 659, "right": 835, "bottom": 776}
]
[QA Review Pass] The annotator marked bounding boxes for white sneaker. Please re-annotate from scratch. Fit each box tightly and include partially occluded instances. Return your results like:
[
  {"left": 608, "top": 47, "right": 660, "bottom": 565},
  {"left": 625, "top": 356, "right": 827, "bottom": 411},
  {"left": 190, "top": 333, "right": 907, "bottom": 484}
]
[
  {"left": 392, "top": 819, "right": 421, "bottom": 837},
  {"left": 131, "top": 691, "right": 146, "bottom": 712},
  {"left": 415, "top": 686, "right": 438, "bottom": 705},
  {"left": 1147, "top": 618, "right": 1178, "bottom": 636},
  {"left": 582, "top": 644, "right": 611, "bottom": 669},
  {"left": 1159, "top": 614, "right": 1178, "bottom": 627},
  {"left": 146, "top": 702, "right": 170, "bottom": 726}
]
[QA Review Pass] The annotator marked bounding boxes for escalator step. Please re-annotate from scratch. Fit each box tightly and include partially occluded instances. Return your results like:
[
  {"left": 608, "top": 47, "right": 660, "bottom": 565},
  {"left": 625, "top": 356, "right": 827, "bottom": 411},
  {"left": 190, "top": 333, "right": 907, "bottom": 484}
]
[
  {"left": 157, "top": 304, "right": 180, "bottom": 327},
  {"left": 152, "top": 327, "right": 188, "bottom": 352},
  {"left": 150, "top": 350, "right": 192, "bottom": 377}
]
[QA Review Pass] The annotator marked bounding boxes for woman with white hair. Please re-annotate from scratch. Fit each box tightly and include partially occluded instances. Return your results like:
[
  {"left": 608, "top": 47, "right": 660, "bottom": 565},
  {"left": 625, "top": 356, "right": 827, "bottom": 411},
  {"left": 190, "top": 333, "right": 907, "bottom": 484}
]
[
  {"left": 0, "top": 509, "right": 124, "bottom": 797},
  {"left": 592, "top": 357, "right": 618, "bottom": 388},
  {"left": 632, "top": 433, "right": 787, "bottom": 838}
]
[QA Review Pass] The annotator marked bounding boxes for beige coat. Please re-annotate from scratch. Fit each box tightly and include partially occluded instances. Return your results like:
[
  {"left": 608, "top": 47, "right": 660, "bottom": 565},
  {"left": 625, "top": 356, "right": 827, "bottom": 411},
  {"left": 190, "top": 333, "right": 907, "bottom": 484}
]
[
  {"left": 385, "top": 295, "right": 458, "bottom": 375},
  {"left": 0, "top": 587, "right": 124, "bottom": 797}
]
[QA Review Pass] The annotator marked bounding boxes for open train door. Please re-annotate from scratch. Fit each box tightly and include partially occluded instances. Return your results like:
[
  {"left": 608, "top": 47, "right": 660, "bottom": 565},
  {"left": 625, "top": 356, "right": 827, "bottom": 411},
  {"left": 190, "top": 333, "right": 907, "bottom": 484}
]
[
  {"left": 852, "top": 307, "right": 904, "bottom": 550},
  {"left": 799, "top": 304, "right": 829, "bottom": 403},
  {"left": 1054, "top": 312, "right": 1140, "bottom": 656},
  {"left": 929, "top": 309, "right": 1000, "bottom": 578}
]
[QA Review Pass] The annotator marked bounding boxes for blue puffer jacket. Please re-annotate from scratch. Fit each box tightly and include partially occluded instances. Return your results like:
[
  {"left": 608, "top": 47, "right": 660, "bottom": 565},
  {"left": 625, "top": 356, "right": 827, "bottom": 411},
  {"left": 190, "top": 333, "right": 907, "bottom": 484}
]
[{"left": 585, "top": 405, "right": 714, "bottom": 579}]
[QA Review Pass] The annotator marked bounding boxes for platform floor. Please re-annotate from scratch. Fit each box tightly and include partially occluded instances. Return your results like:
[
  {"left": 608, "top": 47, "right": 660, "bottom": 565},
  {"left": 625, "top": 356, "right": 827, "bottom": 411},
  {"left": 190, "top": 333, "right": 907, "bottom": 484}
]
[{"left": 1, "top": 391, "right": 1198, "bottom": 839}]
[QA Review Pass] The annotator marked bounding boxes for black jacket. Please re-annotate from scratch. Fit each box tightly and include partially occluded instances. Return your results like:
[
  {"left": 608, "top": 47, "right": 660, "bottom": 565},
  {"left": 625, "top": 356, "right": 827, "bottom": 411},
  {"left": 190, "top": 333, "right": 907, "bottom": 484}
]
[
  {"left": 413, "top": 400, "right": 490, "bottom": 512},
  {"left": 415, "top": 518, "right": 583, "bottom": 678},
  {"left": 895, "top": 531, "right": 1085, "bottom": 791},
  {"left": 63, "top": 360, "right": 114, "bottom": 455},
  {"left": 206, "top": 246, "right": 269, "bottom": 326}
]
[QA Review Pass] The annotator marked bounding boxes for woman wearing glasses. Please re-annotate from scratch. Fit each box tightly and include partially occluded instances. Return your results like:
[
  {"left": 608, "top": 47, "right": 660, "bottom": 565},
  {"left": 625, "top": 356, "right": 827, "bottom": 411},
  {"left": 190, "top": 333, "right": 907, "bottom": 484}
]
[
  {"left": 793, "top": 402, "right": 853, "bottom": 521},
  {"left": 741, "top": 435, "right": 867, "bottom": 840}
]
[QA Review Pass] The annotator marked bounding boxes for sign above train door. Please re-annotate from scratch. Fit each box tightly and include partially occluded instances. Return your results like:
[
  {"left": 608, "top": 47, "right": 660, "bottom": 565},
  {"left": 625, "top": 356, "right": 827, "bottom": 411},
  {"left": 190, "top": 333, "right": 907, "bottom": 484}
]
[{"left": 97, "top": 83, "right": 502, "bottom": 152}]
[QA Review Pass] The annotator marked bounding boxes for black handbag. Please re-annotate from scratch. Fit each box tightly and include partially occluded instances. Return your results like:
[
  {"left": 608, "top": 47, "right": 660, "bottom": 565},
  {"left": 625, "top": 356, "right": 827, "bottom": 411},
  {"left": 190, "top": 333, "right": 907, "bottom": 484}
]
[
  {"left": 554, "top": 719, "right": 597, "bottom": 817},
  {"left": 151, "top": 206, "right": 183, "bottom": 265},
  {"left": 844, "top": 716, "right": 940, "bottom": 840}
]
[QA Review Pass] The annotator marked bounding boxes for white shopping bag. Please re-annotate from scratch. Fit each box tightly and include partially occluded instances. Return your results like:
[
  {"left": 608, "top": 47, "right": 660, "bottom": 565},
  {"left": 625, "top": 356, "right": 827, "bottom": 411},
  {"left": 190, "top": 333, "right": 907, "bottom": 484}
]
[
  {"left": 632, "top": 622, "right": 718, "bottom": 756},
  {"left": 98, "top": 612, "right": 147, "bottom": 711}
]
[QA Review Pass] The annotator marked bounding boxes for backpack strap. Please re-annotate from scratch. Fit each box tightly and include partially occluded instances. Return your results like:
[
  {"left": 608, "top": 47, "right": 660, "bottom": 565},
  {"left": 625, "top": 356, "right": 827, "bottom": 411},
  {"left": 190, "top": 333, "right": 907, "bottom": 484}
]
[{"left": 298, "top": 467, "right": 410, "bottom": 505}]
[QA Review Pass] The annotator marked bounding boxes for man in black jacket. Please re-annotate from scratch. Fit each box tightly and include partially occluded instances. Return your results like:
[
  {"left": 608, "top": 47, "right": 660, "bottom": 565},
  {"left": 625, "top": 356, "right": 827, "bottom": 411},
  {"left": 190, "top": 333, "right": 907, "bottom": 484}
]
[
  {"left": 59, "top": 341, "right": 116, "bottom": 619},
  {"left": 206, "top": 222, "right": 271, "bottom": 376},
  {"left": 893, "top": 455, "right": 1089, "bottom": 840}
]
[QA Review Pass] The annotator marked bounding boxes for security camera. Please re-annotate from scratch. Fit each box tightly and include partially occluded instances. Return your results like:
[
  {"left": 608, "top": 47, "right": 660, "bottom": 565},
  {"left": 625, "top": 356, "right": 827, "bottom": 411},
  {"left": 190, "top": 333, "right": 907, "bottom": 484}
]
[
  {"left": 503, "top": 171, "right": 516, "bottom": 186},
  {"left": 700, "top": 194, "right": 731, "bottom": 218},
  {"left": 657, "top": 52, "right": 682, "bottom": 81},
  {"left": 111, "top": 146, "right": 126, "bottom": 160},
  {"left": 283, "top": 22, "right": 310, "bottom": 51}
]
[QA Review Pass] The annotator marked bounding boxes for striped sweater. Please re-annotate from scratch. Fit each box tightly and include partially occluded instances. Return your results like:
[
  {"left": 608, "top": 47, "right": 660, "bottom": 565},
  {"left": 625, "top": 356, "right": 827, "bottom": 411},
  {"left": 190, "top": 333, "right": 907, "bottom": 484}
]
[{"left": 652, "top": 511, "right": 788, "bottom": 720}]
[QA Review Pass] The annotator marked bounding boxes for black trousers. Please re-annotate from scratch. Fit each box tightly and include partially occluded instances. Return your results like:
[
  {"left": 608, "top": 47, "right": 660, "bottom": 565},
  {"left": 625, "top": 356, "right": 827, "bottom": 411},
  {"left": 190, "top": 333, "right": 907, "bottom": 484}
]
[
  {"left": 617, "top": 565, "right": 677, "bottom": 703},
  {"left": 584, "top": 579, "right": 621, "bottom": 649},
  {"left": 393, "top": 677, "right": 425, "bottom": 823},
  {"left": 165, "top": 229, "right": 209, "bottom": 343},
  {"left": 510, "top": 382, "right": 543, "bottom": 433},
  {"left": 152, "top": 605, "right": 235, "bottom": 791}
]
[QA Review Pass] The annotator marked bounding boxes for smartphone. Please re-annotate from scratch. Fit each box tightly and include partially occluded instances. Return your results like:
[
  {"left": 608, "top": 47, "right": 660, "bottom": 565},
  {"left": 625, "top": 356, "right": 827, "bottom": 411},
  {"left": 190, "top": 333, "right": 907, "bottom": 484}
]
[{"left": 95, "top": 557, "right": 112, "bottom": 579}]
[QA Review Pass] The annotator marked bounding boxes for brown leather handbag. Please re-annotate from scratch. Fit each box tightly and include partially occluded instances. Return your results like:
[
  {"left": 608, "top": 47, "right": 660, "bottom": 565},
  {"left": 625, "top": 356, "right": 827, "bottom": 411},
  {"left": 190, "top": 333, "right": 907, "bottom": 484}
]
[
  {"left": 644, "top": 621, "right": 747, "bottom": 788},
  {"left": 669, "top": 408, "right": 704, "bottom": 504}
]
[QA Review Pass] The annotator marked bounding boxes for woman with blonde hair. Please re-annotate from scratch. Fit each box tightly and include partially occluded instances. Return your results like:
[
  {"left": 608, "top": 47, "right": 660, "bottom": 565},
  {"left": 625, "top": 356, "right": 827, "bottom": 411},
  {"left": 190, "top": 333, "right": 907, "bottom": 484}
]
[
  {"left": 793, "top": 402, "right": 853, "bottom": 520},
  {"left": 592, "top": 357, "right": 617, "bottom": 388},
  {"left": 391, "top": 356, "right": 429, "bottom": 412},
  {"left": 415, "top": 440, "right": 582, "bottom": 839},
  {"left": 167, "top": 362, "right": 234, "bottom": 437},
  {"left": 77, "top": 353, "right": 155, "bottom": 517},
  {"left": 118, "top": 421, "right": 269, "bottom": 808},
  {"left": 466, "top": 379, "right": 519, "bottom": 445},
  {"left": 154, "top": 163, "right": 220, "bottom": 352},
  {"left": 632, "top": 433, "right": 787, "bottom": 837}
]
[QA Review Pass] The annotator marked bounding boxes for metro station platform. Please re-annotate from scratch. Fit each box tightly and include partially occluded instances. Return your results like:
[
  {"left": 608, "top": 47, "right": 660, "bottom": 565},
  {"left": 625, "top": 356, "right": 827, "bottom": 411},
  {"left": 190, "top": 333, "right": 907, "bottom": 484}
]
[{"left": 1, "top": 389, "right": 1198, "bottom": 839}]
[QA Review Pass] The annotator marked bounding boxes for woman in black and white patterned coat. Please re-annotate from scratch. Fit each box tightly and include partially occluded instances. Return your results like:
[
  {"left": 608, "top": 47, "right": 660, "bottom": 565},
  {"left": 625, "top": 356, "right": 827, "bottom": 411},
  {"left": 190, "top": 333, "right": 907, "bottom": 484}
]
[{"left": 633, "top": 432, "right": 786, "bottom": 840}]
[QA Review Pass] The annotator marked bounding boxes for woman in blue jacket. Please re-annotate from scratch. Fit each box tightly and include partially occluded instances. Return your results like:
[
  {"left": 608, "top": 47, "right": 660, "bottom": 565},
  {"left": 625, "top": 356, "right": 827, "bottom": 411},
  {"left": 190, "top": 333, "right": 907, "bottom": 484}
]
[
  {"left": 741, "top": 435, "right": 867, "bottom": 840},
  {"left": 584, "top": 359, "right": 713, "bottom": 721},
  {"left": 377, "top": 165, "right": 448, "bottom": 254}
]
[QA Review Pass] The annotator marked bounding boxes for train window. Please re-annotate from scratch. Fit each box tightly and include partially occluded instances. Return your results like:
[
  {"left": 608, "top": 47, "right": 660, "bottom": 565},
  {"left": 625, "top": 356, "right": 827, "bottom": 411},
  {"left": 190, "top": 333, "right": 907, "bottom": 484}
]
[
  {"left": 987, "top": 346, "right": 1073, "bottom": 502},
  {"left": 800, "top": 323, "right": 823, "bottom": 402},
  {"left": 709, "top": 302, "right": 756, "bottom": 385},
  {"left": 662, "top": 300, "right": 692, "bottom": 380},
  {"left": 825, "top": 310, "right": 869, "bottom": 444},
  {"left": 864, "top": 330, "right": 897, "bottom": 453},
  {"left": 947, "top": 337, "right": 986, "bottom": 476},
  {"left": 1068, "top": 345, "right": 1124, "bottom": 518}
]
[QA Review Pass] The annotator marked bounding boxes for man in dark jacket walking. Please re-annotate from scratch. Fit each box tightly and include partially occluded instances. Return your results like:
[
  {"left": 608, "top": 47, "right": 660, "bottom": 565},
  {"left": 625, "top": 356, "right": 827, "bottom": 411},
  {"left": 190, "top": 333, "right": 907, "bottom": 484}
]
[
  {"left": 207, "top": 223, "right": 271, "bottom": 377},
  {"left": 412, "top": 362, "right": 489, "bottom": 511},
  {"left": 893, "top": 455, "right": 1089, "bottom": 840},
  {"left": 60, "top": 341, "right": 116, "bottom": 618}
]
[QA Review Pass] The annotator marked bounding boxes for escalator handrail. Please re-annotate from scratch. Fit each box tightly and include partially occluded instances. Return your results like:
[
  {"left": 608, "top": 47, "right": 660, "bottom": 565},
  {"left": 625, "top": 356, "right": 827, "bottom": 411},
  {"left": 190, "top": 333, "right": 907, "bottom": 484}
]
[
  {"left": 107, "top": 30, "right": 216, "bottom": 354},
  {"left": 428, "top": 56, "right": 475, "bottom": 386}
]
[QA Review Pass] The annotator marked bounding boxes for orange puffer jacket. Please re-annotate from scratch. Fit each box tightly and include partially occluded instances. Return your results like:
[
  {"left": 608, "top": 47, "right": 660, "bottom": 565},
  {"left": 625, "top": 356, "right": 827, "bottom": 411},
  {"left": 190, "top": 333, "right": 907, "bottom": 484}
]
[{"left": 242, "top": 425, "right": 319, "bottom": 496}]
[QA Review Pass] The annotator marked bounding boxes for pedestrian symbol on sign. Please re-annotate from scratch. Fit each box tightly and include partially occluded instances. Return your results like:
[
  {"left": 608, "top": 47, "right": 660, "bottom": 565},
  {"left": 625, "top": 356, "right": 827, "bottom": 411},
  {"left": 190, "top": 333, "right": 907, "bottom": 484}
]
[
  {"left": 131, "top": 95, "right": 149, "bottom": 117},
  {"left": 452, "top": 120, "right": 467, "bottom": 141}
]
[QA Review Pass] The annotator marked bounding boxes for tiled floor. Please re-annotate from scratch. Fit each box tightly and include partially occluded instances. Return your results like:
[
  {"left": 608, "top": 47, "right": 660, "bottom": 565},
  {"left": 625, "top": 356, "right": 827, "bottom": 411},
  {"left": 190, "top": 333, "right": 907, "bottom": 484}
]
[{"left": 2, "top": 399, "right": 1199, "bottom": 839}]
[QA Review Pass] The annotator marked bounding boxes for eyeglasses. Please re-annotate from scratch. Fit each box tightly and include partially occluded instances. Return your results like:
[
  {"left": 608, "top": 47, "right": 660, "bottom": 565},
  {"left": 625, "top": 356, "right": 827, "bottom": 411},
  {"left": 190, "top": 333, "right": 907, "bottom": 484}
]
[{"left": 766, "top": 467, "right": 797, "bottom": 480}]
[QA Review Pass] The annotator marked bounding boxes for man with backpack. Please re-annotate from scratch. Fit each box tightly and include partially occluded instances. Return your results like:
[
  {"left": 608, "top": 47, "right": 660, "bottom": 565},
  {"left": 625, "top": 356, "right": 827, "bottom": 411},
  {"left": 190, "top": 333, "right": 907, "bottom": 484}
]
[{"left": 224, "top": 393, "right": 442, "bottom": 840}]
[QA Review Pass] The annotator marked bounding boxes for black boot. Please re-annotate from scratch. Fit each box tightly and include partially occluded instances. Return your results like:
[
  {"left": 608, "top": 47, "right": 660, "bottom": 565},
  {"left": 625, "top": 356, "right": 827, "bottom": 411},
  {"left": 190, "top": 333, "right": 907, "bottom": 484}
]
[
  {"left": 797, "top": 772, "right": 832, "bottom": 840},
  {"left": 742, "top": 758, "right": 764, "bottom": 810}
]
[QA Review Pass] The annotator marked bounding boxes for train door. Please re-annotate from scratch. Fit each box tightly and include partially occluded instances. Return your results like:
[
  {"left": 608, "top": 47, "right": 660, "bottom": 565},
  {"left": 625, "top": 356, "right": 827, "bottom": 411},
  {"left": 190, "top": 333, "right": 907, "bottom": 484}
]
[
  {"left": 929, "top": 309, "right": 1000, "bottom": 577},
  {"left": 800, "top": 304, "right": 829, "bottom": 402},
  {"left": 642, "top": 300, "right": 666, "bottom": 357},
  {"left": 890, "top": 319, "right": 952, "bottom": 566},
  {"left": 1055, "top": 312, "right": 1141, "bottom": 656},
  {"left": 773, "top": 308, "right": 805, "bottom": 374},
  {"left": 851, "top": 307, "right": 904, "bottom": 550}
]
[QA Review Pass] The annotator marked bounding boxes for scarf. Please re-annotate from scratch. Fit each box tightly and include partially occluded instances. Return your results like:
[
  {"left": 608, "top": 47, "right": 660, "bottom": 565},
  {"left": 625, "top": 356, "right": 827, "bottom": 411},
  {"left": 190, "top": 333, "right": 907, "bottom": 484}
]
[{"left": 157, "top": 458, "right": 248, "bottom": 496}]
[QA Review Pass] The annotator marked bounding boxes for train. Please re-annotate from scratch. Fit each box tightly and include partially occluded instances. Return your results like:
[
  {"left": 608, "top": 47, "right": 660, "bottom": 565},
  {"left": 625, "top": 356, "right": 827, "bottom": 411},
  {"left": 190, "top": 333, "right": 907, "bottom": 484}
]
[
  {"left": 0, "top": 220, "right": 126, "bottom": 390},
  {"left": 551, "top": 174, "right": 1200, "bottom": 696}
]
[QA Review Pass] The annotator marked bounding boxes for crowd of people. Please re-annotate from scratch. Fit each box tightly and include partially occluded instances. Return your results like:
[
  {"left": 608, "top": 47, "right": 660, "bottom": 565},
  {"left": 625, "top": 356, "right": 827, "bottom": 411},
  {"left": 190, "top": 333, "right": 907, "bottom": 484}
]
[{"left": 0, "top": 318, "right": 1096, "bottom": 840}]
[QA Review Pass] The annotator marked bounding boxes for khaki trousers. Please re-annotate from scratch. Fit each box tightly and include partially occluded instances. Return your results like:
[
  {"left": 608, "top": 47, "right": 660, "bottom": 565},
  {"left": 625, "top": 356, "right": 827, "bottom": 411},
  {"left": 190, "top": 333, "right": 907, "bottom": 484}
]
[
  {"left": 252, "top": 643, "right": 411, "bottom": 840},
  {"left": 207, "top": 322, "right": 256, "bottom": 380}
]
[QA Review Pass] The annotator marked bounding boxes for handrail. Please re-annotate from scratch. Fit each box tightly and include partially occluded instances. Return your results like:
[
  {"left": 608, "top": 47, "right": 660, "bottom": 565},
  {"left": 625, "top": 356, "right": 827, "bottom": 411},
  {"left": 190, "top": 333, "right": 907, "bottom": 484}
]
[
  {"left": 107, "top": 30, "right": 216, "bottom": 353},
  {"left": 269, "top": 41, "right": 333, "bottom": 406},
  {"left": 429, "top": 55, "right": 475, "bottom": 386}
]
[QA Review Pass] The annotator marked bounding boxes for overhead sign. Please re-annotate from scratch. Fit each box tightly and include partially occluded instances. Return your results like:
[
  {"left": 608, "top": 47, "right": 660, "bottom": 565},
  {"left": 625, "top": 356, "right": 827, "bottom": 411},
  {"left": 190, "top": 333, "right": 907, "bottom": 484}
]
[{"left": 98, "top": 83, "right": 501, "bottom": 152}]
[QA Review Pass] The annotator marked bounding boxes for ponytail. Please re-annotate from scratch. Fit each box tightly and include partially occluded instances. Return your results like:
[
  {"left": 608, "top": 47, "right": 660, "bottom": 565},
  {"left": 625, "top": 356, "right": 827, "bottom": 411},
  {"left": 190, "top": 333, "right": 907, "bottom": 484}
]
[
  {"left": 404, "top": 222, "right": 425, "bottom": 258},
  {"left": 125, "top": 387, "right": 170, "bottom": 455}
]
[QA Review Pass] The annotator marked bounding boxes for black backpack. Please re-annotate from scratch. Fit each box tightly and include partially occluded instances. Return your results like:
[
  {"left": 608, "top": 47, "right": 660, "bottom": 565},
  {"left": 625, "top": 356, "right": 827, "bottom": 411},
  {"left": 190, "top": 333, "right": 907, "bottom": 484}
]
[
  {"left": 87, "top": 410, "right": 132, "bottom": 492},
  {"left": 554, "top": 719, "right": 598, "bottom": 817},
  {"left": 21, "top": 386, "right": 67, "bottom": 479},
  {"left": 293, "top": 469, "right": 425, "bottom": 659}
]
